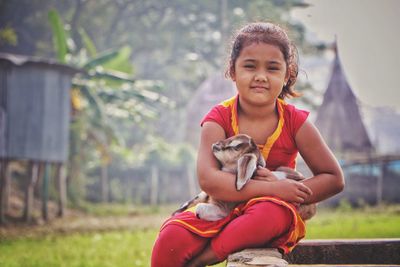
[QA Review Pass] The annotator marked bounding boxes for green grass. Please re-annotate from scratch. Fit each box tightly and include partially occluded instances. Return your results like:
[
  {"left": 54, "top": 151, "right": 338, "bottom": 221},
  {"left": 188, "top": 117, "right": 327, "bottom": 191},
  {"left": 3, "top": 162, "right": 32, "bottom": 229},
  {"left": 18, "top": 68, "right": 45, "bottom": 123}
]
[
  {"left": 306, "top": 205, "right": 400, "bottom": 239},
  {"left": 0, "top": 229, "right": 157, "bottom": 267},
  {"left": 0, "top": 205, "right": 399, "bottom": 267}
]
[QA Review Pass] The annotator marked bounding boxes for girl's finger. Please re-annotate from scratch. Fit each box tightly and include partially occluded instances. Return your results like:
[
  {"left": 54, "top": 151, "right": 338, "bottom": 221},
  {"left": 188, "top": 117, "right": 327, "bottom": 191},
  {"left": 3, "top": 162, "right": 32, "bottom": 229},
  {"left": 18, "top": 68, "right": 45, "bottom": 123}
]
[
  {"left": 256, "top": 167, "right": 272, "bottom": 176},
  {"left": 297, "top": 190, "right": 310, "bottom": 201},
  {"left": 298, "top": 183, "right": 313, "bottom": 196},
  {"left": 253, "top": 175, "right": 277, "bottom": 182}
]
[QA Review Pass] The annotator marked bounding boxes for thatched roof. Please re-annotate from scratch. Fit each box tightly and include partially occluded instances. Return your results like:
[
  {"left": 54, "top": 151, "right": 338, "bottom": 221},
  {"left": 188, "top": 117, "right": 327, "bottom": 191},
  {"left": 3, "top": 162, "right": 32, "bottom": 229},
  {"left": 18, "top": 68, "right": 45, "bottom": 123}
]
[
  {"left": 315, "top": 45, "right": 373, "bottom": 155},
  {"left": 185, "top": 73, "right": 236, "bottom": 145}
]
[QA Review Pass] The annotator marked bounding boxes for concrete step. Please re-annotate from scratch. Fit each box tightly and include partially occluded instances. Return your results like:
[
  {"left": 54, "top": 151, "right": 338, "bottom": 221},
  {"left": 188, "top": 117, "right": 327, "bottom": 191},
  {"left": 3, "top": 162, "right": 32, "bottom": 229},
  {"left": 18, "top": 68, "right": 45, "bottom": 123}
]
[
  {"left": 285, "top": 239, "right": 400, "bottom": 265},
  {"left": 226, "top": 239, "right": 400, "bottom": 266}
]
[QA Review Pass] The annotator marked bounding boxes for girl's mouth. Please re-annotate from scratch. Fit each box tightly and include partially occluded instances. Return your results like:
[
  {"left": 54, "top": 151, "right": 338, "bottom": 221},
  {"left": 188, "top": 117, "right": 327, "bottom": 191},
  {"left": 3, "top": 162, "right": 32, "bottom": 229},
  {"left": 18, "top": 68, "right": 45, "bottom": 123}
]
[{"left": 250, "top": 86, "right": 269, "bottom": 91}]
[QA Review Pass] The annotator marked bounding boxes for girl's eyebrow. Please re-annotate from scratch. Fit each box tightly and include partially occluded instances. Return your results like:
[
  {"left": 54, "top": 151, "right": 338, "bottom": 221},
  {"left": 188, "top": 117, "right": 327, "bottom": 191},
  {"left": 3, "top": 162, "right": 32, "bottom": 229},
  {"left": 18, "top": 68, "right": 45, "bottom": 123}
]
[
  {"left": 241, "top": 58, "right": 283, "bottom": 64},
  {"left": 268, "top": 60, "right": 283, "bottom": 65}
]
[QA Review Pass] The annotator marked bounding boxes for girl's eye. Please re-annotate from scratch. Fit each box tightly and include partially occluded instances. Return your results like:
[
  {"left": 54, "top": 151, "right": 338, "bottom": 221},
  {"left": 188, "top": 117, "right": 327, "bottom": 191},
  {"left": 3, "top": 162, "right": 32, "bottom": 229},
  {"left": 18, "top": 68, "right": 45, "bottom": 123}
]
[{"left": 244, "top": 65, "right": 255, "bottom": 69}]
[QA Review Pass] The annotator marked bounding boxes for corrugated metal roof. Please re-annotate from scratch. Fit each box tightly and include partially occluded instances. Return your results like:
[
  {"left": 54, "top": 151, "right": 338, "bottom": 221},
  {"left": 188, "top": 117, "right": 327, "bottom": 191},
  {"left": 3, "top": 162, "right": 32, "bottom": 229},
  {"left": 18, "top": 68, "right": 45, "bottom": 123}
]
[{"left": 0, "top": 52, "right": 82, "bottom": 75}]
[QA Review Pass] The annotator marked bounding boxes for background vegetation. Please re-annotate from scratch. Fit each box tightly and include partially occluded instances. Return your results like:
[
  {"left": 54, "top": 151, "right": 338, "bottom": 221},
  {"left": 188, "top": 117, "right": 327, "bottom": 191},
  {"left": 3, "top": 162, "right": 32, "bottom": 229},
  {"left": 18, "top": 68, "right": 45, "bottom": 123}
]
[
  {"left": 3, "top": 2, "right": 397, "bottom": 267},
  {"left": 0, "top": 0, "right": 323, "bottom": 207}
]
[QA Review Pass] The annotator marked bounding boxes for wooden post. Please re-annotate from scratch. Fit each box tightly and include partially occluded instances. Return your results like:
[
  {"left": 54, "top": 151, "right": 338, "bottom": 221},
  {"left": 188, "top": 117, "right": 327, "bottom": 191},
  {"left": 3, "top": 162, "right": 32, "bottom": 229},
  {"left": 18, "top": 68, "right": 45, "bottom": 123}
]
[
  {"left": 377, "top": 161, "right": 387, "bottom": 205},
  {"left": 56, "top": 163, "right": 66, "bottom": 217},
  {"left": 0, "top": 159, "right": 9, "bottom": 224},
  {"left": 24, "top": 161, "right": 39, "bottom": 222},
  {"left": 34, "top": 162, "right": 44, "bottom": 198},
  {"left": 41, "top": 163, "right": 50, "bottom": 221},
  {"left": 150, "top": 165, "right": 159, "bottom": 205},
  {"left": 376, "top": 162, "right": 385, "bottom": 205}
]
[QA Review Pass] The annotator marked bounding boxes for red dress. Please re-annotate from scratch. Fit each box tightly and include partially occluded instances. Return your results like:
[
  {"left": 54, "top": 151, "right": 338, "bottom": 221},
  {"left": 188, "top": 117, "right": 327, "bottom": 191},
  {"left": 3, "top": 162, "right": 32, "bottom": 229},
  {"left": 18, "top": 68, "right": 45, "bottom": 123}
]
[{"left": 161, "top": 95, "right": 309, "bottom": 254}]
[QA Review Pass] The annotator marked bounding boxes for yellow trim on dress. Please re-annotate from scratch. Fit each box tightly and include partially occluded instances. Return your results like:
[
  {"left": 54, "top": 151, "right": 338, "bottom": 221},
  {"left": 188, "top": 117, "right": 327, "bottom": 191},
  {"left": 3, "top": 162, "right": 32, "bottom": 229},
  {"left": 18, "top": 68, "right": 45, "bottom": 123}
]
[
  {"left": 261, "top": 99, "right": 286, "bottom": 160},
  {"left": 167, "top": 219, "right": 221, "bottom": 235},
  {"left": 228, "top": 96, "right": 286, "bottom": 161}
]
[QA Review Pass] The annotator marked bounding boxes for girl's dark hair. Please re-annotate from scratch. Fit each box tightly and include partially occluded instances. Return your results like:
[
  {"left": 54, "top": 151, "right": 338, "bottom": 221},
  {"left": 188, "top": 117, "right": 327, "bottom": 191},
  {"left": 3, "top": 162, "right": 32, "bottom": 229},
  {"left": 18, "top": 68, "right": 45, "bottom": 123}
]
[{"left": 226, "top": 22, "right": 300, "bottom": 99}]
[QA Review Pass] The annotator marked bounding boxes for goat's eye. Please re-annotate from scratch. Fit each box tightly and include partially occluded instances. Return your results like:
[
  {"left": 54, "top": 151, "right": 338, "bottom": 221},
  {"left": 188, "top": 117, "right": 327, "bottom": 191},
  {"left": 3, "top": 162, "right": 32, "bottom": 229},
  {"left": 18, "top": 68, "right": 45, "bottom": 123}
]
[{"left": 233, "top": 143, "right": 243, "bottom": 151}]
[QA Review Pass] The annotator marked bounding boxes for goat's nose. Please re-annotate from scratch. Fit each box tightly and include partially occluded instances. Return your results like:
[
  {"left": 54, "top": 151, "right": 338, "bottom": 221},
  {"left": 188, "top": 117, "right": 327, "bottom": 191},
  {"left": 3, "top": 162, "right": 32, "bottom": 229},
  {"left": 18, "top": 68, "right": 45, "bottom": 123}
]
[{"left": 212, "top": 143, "right": 221, "bottom": 151}]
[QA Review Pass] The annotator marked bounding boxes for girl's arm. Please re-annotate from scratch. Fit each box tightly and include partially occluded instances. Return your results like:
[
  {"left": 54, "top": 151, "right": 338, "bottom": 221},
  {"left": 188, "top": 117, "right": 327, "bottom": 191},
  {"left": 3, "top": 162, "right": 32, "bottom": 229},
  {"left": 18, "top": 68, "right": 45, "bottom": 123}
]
[
  {"left": 197, "top": 121, "right": 312, "bottom": 203},
  {"left": 296, "top": 120, "right": 345, "bottom": 203}
]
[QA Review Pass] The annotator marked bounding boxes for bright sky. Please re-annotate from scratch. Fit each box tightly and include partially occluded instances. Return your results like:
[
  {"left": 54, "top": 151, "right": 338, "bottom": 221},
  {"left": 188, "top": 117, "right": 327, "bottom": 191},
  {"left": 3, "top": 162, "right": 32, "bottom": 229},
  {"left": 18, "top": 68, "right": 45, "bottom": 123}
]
[{"left": 291, "top": 0, "right": 400, "bottom": 111}]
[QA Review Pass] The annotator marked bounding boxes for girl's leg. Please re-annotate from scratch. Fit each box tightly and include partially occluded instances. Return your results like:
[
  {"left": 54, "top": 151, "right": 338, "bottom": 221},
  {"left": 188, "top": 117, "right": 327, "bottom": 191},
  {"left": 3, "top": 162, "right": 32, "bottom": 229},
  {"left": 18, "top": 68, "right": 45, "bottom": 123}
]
[
  {"left": 188, "top": 201, "right": 293, "bottom": 265},
  {"left": 151, "top": 224, "right": 209, "bottom": 267}
]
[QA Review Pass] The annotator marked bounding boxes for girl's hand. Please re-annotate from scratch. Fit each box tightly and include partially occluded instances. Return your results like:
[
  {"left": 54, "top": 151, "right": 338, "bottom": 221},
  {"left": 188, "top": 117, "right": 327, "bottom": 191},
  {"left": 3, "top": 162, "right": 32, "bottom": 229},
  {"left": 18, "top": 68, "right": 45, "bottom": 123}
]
[
  {"left": 253, "top": 167, "right": 280, "bottom": 182},
  {"left": 271, "top": 179, "right": 313, "bottom": 205}
]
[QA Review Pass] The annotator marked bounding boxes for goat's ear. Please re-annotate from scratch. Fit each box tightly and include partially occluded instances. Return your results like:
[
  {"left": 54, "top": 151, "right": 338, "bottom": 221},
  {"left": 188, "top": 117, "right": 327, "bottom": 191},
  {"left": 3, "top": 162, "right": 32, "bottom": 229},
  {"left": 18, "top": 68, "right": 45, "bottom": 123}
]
[{"left": 236, "top": 153, "right": 257, "bottom": 190}]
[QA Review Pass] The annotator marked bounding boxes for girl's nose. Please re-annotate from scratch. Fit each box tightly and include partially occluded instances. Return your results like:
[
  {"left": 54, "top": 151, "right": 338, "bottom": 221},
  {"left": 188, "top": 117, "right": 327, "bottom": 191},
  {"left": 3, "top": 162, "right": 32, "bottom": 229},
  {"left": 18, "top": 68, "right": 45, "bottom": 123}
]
[{"left": 254, "top": 73, "right": 267, "bottom": 82}]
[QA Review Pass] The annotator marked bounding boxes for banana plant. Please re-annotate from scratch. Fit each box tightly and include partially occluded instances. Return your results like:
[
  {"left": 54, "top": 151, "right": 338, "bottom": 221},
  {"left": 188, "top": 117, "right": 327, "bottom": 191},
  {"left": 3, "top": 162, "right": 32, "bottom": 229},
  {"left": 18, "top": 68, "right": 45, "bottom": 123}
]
[{"left": 48, "top": 9, "right": 172, "bottom": 203}]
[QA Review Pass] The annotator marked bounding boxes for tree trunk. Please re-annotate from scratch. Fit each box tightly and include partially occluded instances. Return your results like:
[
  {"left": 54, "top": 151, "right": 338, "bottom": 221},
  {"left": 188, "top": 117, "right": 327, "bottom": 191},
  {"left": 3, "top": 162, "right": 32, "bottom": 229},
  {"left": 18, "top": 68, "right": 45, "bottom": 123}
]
[
  {"left": 101, "top": 164, "right": 109, "bottom": 203},
  {"left": 186, "top": 164, "right": 197, "bottom": 197},
  {"left": 150, "top": 165, "right": 159, "bottom": 205}
]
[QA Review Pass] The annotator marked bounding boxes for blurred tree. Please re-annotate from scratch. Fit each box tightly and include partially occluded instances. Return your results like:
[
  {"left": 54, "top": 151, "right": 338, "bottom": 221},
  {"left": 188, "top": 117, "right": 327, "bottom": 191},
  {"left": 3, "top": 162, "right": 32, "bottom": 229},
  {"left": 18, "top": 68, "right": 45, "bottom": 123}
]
[
  {"left": 1, "top": 0, "right": 324, "bottom": 204},
  {"left": 48, "top": 9, "right": 171, "bottom": 204}
]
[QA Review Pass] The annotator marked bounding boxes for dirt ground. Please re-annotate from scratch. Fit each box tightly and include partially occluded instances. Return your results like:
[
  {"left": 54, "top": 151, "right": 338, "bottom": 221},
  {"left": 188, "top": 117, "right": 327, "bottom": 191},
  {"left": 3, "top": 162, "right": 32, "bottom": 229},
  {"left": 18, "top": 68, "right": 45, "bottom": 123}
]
[
  {"left": 0, "top": 180, "right": 170, "bottom": 240},
  {"left": 0, "top": 210, "right": 168, "bottom": 240}
]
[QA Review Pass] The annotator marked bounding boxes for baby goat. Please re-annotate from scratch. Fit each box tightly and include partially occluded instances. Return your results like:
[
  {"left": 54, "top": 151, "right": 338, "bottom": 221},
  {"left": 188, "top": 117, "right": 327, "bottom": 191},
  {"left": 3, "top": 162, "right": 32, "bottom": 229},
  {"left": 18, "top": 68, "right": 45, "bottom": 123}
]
[{"left": 174, "top": 134, "right": 316, "bottom": 221}]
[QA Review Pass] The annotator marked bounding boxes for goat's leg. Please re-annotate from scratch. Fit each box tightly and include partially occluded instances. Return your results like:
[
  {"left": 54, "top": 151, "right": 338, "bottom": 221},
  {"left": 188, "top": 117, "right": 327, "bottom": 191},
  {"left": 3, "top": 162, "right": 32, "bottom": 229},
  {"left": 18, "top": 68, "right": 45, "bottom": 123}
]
[{"left": 196, "top": 203, "right": 229, "bottom": 221}]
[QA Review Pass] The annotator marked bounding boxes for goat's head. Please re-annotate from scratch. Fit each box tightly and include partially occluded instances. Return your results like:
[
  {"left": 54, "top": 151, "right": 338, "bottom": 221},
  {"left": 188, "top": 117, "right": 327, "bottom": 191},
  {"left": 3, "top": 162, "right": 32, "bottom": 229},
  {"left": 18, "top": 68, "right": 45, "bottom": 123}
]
[{"left": 212, "top": 134, "right": 266, "bottom": 190}]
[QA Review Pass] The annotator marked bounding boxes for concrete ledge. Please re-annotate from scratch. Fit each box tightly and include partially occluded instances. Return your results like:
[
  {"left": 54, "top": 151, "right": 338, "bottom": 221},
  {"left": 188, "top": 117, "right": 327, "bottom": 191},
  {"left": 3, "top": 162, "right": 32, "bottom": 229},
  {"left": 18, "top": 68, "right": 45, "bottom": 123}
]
[
  {"left": 227, "top": 248, "right": 287, "bottom": 266},
  {"left": 284, "top": 239, "right": 400, "bottom": 265},
  {"left": 226, "top": 239, "right": 400, "bottom": 266}
]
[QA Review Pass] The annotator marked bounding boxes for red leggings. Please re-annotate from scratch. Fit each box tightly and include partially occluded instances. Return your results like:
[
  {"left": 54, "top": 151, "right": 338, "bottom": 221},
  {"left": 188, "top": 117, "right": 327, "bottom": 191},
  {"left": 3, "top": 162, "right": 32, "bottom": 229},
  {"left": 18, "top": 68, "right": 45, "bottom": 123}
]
[{"left": 151, "top": 201, "right": 292, "bottom": 267}]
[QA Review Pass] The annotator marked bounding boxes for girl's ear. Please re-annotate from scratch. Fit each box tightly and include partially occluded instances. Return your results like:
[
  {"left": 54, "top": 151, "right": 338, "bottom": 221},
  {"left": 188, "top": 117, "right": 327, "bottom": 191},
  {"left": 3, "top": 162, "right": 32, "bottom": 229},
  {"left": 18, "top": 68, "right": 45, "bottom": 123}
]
[
  {"left": 284, "top": 70, "right": 290, "bottom": 86},
  {"left": 229, "top": 64, "right": 236, "bottom": 81},
  {"left": 231, "top": 70, "right": 236, "bottom": 82}
]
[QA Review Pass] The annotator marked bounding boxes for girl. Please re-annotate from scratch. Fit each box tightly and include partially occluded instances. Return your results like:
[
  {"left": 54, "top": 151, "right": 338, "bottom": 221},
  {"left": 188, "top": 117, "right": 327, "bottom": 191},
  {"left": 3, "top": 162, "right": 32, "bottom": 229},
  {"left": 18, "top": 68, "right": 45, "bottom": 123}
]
[{"left": 151, "top": 22, "right": 344, "bottom": 267}]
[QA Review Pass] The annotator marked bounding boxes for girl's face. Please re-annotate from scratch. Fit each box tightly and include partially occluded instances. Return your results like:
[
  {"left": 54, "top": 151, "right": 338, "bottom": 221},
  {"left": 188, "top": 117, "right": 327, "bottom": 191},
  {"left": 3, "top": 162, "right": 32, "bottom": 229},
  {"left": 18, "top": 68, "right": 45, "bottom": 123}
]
[{"left": 232, "top": 42, "right": 289, "bottom": 107}]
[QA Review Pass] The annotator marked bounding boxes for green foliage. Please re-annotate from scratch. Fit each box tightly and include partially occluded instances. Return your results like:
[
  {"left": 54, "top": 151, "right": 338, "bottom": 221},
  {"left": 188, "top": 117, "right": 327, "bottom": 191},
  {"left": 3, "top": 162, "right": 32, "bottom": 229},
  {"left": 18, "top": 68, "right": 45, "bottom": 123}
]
[
  {"left": 48, "top": 10, "right": 68, "bottom": 63},
  {"left": 47, "top": 9, "right": 173, "bottom": 205},
  {"left": 0, "top": 25, "right": 17, "bottom": 46},
  {"left": 78, "top": 28, "right": 97, "bottom": 57}
]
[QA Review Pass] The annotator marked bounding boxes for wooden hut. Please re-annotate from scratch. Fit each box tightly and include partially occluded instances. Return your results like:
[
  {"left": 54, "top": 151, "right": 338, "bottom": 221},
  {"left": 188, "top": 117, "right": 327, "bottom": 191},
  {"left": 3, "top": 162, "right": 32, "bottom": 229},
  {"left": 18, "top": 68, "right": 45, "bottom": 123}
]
[
  {"left": 0, "top": 53, "right": 79, "bottom": 223},
  {"left": 185, "top": 73, "right": 236, "bottom": 146},
  {"left": 315, "top": 44, "right": 373, "bottom": 159}
]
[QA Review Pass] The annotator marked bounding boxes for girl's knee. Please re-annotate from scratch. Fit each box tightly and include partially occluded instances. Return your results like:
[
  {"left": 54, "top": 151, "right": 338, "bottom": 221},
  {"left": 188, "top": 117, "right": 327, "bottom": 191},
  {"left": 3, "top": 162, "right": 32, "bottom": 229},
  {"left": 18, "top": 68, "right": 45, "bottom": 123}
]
[
  {"left": 251, "top": 202, "right": 292, "bottom": 230},
  {"left": 210, "top": 202, "right": 293, "bottom": 260}
]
